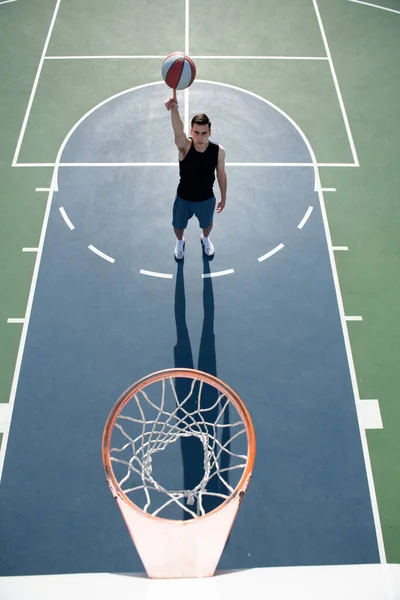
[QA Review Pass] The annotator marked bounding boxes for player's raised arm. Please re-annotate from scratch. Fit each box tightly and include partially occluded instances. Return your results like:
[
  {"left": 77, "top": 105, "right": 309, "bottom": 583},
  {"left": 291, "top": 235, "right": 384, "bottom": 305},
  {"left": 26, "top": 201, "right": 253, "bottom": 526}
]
[{"left": 164, "top": 90, "right": 189, "bottom": 153}]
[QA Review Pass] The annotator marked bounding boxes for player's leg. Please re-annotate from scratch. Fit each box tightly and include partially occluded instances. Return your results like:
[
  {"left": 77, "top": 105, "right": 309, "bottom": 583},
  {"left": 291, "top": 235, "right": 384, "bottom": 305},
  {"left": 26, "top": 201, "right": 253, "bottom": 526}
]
[
  {"left": 197, "top": 197, "right": 216, "bottom": 256},
  {"left": 172, "top": 195, "right": 191, "bottom": 260},
  {"left": 174, "top": 228, "right": 185, "bottom": 240},
  {"left": 202, "top": 223, "right": 213, "bottom": 237}
]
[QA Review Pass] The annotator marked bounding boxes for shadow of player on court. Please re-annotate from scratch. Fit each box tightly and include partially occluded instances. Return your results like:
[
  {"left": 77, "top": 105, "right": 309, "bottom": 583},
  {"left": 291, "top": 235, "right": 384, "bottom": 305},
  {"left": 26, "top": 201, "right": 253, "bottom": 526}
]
[{"left": 173, "top": 257, "right": 231, "bottom": 520}]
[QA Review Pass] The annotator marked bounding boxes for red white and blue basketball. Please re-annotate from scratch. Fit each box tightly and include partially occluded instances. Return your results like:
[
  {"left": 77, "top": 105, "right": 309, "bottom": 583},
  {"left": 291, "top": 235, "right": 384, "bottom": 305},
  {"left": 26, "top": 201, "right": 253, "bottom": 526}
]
[{"left": 161, "top": 52, "right": 196, "bottom": 90}]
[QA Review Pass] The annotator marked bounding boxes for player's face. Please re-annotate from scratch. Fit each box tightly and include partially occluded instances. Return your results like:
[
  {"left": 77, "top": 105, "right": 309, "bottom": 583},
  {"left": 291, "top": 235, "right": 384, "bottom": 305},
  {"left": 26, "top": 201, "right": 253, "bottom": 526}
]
[{"left": 191, "top": 124, "right": 211, "bottom": 148}]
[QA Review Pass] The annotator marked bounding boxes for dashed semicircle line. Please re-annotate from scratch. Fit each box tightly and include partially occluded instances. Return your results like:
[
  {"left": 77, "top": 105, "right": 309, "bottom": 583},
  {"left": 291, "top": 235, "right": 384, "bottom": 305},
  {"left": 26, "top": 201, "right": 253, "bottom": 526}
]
[
  {"left": 258, "top": 243, "right": 285, "bottom": 263},
  {"left": 59, "top": 207, "right": 75, "bottom": 230},
  {"left": 88, "top": 244, "right": 115, "bottom": 263},
  {"left": 201, "top": 269, "right": 235, "bottom": 279},
  {"left": 297, "top": 206, "right": 313, "bottom": 229},
  {"left": 140, "top": 269, "right": 173, "bottom": 279}
]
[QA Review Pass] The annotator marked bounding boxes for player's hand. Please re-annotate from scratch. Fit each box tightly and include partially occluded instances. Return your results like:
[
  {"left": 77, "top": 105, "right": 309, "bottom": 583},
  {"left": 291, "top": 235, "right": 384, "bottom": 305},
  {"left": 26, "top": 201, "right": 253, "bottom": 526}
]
[
  {"left": 216, "top": 199, "right": 226, "bottom": 213},
  {"left": 164, "top": 89, "right": 178, "bottom": 111}
]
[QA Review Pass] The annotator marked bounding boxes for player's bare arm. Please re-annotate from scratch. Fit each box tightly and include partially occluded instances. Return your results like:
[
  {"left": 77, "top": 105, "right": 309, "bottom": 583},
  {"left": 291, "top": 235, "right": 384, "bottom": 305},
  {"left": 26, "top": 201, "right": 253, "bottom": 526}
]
[
  {"left": 216, "top": 145, "right": 227, "bottom": 213},
  {"left": 164, "top": 90, "right": 190, "bottom": 159}
]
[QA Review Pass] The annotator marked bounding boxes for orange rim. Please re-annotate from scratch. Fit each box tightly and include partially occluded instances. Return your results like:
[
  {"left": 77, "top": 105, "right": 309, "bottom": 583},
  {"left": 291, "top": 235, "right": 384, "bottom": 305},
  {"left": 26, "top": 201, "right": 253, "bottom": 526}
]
[{"left": 102, "top": 368, "right": 256, "bottom": 523}]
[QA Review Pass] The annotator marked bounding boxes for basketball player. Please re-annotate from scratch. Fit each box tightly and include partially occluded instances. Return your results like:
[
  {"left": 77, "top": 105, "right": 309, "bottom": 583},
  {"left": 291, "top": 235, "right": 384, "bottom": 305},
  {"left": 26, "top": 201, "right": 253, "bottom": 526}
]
[{"left": 165, "top": 90, "right": 227, "bottom": 260}]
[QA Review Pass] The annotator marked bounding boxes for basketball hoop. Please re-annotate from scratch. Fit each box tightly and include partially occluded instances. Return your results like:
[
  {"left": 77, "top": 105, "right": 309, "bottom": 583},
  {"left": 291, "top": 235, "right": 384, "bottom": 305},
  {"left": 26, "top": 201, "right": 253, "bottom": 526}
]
[{"left": 102, "top": 368, "right": 256, "bottom": 579}]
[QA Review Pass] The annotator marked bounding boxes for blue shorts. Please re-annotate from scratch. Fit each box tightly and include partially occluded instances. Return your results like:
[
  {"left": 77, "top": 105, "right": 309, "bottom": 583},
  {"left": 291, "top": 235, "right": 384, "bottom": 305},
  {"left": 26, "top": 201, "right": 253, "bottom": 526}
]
[{"left": 172, "top": 195, "right": 216, "bottom": 230}]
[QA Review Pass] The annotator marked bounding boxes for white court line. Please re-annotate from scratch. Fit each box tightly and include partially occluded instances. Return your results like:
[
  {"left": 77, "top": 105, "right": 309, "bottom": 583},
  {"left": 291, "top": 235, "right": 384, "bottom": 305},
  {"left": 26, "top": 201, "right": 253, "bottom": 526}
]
[
  {"left": 45, "top": 55, "right": 166, "bottom": 60},
  {"left": 345, "top": 316, "right": 363, "bottom": 321},
  {"left": 12, "top": 0, "right": 62, "bottom": 165},
  {"left": 0, "top": 186, "right": 56, "bottom": 483},
  {"left": 13, "top": 162, "right": 359, "bottom": 168},
  {"left": 7, "top": 318, "right": 25, "bottom": 324},
  {"left": 36, "top": 187, "right": 51, "bottom": 192},
  {"left": 229, "top": 163, "right": 353, "bottom": 168},
  {"left": 57, "top": 162, "right": 179, "bottom": 167},
  {"left": 228, "top": 162, "right": 313, "bottom": 167},
  {"left": 357, "top": 400, "right": 384, "bottom": 430},
  {"left": 201, "top": 269, "right": 235, "bottom": 279},
  {"left": 192, "top": 55, "right": 328, "bottom": 60},
  {"left": 0, "top": 404, "right": 10, "bottom": 433},
  {"left": 315, "top": 166, "right": 386, "bottom": 563},
  {"left": 22, "top": 247, "right": 38, "bottom": 252},
  {"left": 332, "top": 246, "right": 349, "bottom": 251},
  {"left": 13, "top": 163, "right": 55, "bottom": 168},
  {"left": 59, "top": 207, "right": 75, "bottom": 230},
  {"left": 297, "top": 206, "right": 313, "bottom": 229},
  {"left": 183, "top": 0, "right": 190, "bottom": 133},
  {"left": 258, "top": 243, "right": 284, "bottom": 262},
  {"left": 184, "top": 88, "right": 190, "bottom": 135},
  {"left": 88, "top": 245, "right": 115, "bottom": 263},
  {"left": 312, "top": 0, "right": 359, "bottom": 167},
  {"left": 0, "top": 0, "right": 18, "bottom": 5},
  {"left": 321, "top": 188, "right": 336, "bottom": 192},
  {"left": 185, "top": 0, "right": 190, "bottom": 54},
  {"left": 319, "top": 163, "right": 357, "bottom": 167},
  {"left": 140, "top": 269, "right": 173, "bottom": 279},
  {"left": 347, "top": 0, "right": 400, "bottom": 14},
  {"left": 44, "top": 55, "right": 329, "bottom": 60}
]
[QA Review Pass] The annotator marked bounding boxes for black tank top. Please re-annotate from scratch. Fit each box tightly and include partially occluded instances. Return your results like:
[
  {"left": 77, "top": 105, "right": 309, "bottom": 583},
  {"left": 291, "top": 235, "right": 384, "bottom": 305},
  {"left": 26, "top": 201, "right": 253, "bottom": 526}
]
[{"left": 177, "top": 140, "right": 219, "bottom": 202}]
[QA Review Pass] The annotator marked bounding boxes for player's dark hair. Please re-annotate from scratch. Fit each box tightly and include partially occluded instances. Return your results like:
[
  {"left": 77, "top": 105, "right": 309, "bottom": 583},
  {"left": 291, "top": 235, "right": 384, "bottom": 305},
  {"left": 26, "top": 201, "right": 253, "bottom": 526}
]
[{"left": 191, "top": 114, "right": 211, "bottom": 130}]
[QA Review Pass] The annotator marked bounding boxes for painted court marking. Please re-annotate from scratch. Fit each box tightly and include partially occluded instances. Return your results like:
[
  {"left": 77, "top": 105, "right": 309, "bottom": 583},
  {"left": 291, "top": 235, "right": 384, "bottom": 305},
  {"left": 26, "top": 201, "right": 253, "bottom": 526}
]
[
  {"left": 258, "top": 243, "right": 285, "bottom": 263},
  {"left": 0, "top": 183, "right": 55, "bottom": 485},
  {"left": 201, "top": 269, "right": 235, "bottom": 279},
  {"left": 47, "top": 78, "right": 322, "bottom": 276},
  {"left": 297, "top": 206, "right": 314, "bottom": 229},
  {"left": 139, "top": 269, "right": 173, "bottom": 279},
  {"left": 88, "top": 245, "right": 115, "bottom": 263},
  {"left": 333, "top": 246, "right": 349, "bottom": 251},
  {"left": 36, "top": 187, "right": 51, "bottom": 192},
  {"left": 0, "top": 404, "right": 10, "bottom": 433},
  {"left": 347, "top": 0, "right": 400, "bottom": 15},
  {"left": 191, "top": 55, "right": 329, "bottom": 60},
  {"left": 185, "top": 0, "right": 190, "bottom": 54},
  {"left": 315, "top": 176, "right": 385, "bottom": 562},
  {"left": 7, "top": 318, "right": 25, "bottom": 324},
  {"left": 345, "top": 316, "right": 363, "bottom": 321},
  {"left": 3, "top": 54, "right": 386, "bottom": 563},
  {"left": 313, "top": 0, "right": 359, "bottom": 166},
  {"left": 0, "top": 0, "right": 18, "bottom": 5},
  {"left": 357, "top": 400, "right": 383, "bottom": 430},
  {"left": 14, "top": 162, "right": 360, "bottom": 168},
  {"left": 12, "top": 0, "right": 62, "bottom": 166},
  {"left": 59, "top": 207, "right": 75, "bottom": 230},
  {"left": 22, "top": 247, "right": 38, "bottom": 253},
  {"left": 45, "top": 54, "right": 331, "bottom": 61},
  {"left": 45, "top": 55, "right": 167, "bottom": 60}
]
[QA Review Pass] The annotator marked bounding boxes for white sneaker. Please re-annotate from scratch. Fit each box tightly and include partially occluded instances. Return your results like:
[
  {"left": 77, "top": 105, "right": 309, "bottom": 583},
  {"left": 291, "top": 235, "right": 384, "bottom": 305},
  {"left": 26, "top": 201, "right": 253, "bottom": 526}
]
[
  {"left": 201, "top": 234, "right": 215, "bottom": 256},
  {"left": 174, "top": 238, "right": 185, "bottom": 260}
]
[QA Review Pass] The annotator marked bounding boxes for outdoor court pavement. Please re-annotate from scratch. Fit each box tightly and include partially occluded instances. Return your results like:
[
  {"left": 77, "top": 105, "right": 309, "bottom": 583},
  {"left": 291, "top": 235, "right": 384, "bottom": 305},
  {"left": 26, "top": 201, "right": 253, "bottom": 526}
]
[{"left": 0, "top": 82, "right": 380, "bottom": 575}]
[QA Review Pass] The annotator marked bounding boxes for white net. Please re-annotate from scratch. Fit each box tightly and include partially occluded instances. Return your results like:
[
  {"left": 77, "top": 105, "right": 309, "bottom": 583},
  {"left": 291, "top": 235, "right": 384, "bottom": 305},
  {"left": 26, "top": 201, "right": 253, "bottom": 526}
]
[{"left": 108, "top": 374, "right": 250, "bottom": 520}]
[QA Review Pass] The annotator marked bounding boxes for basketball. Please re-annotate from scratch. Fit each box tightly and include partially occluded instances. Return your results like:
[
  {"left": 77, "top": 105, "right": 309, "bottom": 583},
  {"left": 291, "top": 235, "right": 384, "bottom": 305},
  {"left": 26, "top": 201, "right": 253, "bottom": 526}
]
[{"left": 161, "top": 51, "right": 196, "bottom": 90}]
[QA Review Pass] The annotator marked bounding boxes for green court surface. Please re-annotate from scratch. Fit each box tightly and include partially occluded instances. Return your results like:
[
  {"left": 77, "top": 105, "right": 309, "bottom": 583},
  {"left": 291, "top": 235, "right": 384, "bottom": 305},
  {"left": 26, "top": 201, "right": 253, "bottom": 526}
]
[{"left": 0, "top": 0, "right": 399, "bottom": 567}]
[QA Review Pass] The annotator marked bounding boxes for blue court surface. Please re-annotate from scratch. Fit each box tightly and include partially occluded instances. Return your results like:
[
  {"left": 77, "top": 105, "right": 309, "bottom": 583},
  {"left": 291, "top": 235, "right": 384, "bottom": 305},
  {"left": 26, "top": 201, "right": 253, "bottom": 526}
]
[{"left": 0, "top": 82, "right": 381, "bottom": 575}]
